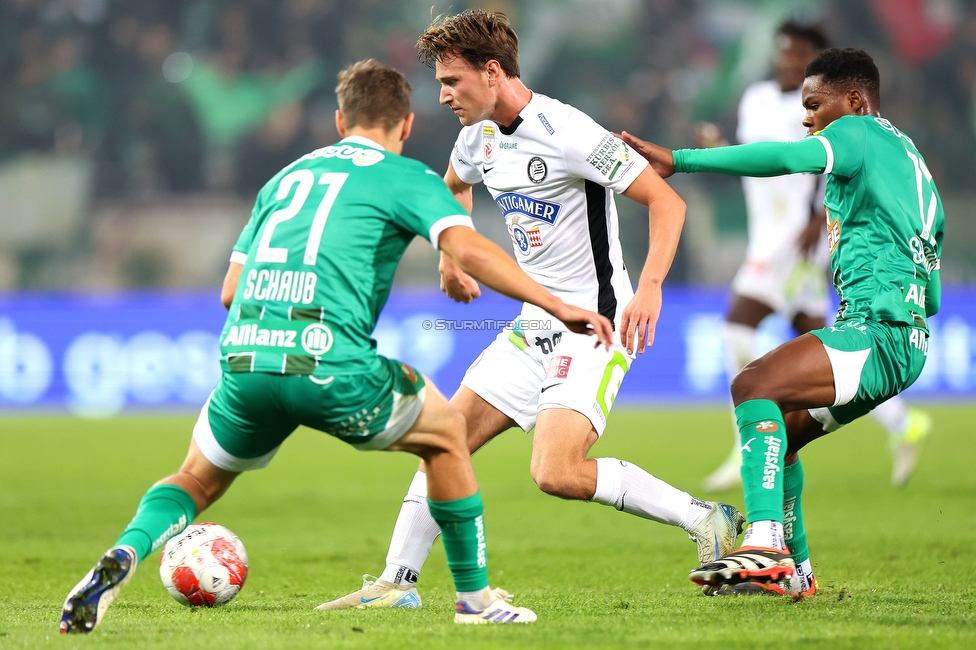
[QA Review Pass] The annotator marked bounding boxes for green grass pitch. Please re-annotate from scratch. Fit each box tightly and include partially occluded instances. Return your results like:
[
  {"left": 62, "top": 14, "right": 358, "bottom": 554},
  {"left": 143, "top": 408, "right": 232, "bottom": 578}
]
[{"left": 2, "top": 406, "right": 975, "bottom": 648}]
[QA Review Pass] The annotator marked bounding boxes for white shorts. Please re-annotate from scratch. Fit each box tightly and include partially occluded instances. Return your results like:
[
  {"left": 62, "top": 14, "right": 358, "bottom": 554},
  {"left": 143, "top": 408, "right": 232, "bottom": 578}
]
[
  {"left": 460, "top": 326, "right": 633, "bottom": 435},
  {"left": 732, "top": 254, "right": 829, "bottom": 320}
]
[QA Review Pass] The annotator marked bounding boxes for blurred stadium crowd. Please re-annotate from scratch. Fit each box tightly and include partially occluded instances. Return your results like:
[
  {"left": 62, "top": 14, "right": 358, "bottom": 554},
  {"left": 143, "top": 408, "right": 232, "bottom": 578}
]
[{"left": 1, "top": 0, "right": 975, "bottom": 288}]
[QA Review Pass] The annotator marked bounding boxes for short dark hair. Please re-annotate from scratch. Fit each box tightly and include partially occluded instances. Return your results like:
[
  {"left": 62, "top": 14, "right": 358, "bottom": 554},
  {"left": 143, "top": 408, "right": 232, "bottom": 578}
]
[
  {"left": 776, "top": 20, "right": 830, "bottom": 51},
  {"left": 335, "top": 59, "right": 411, "bottom": 130},
  {"left": 805, "top": 48, "right": 881, "bottom": 106},
  {"left": 417, "top": 9, "right": 520, "bottom": 78}
]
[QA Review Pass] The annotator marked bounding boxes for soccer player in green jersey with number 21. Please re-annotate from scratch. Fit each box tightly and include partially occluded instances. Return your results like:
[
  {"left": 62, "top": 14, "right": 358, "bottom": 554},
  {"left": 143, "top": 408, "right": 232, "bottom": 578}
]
[
  {"left": 59, "top": 59, "right": 616, "bottom": 633},
  {"left": 622, "top": 47, "right": 944, "bottom": 596}
]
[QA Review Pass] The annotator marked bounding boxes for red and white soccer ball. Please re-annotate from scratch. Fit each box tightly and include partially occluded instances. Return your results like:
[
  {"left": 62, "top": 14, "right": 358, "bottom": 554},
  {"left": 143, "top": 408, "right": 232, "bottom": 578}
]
[{"left": 159, "top": 523, "right": 248, "bottom": 607}]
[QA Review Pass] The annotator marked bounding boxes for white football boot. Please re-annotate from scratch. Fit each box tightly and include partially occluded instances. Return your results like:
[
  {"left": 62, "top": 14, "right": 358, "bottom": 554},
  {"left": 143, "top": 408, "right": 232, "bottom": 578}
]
[
  {"left": 454, "top": 587, "right": 537, "bottom": 624},
  {"left": 688, "top": 502, "right": 745, "bottom": 564},
  {"left": 315, "top": 574, "right": 421, "bottom": 610}
]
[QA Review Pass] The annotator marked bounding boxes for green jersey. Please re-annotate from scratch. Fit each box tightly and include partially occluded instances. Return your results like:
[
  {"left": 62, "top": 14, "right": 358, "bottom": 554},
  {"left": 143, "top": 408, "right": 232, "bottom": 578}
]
[
  {"left": 673, "top": 115, "right": 944, "bottom": 325},
  {"left": 221, "top": 136, "right": 471, "bottom": 377}
]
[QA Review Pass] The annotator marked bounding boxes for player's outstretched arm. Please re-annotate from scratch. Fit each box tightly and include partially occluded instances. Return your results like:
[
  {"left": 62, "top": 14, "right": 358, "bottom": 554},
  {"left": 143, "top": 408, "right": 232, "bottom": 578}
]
[
  {"left": 438, "top": 225, "right": 614, "bottom": 348},
  {"left": 620, "top": 167, "right": 686, "bottom": 354},
  {"left": 622, "top": 131, "right": 830, "bottom": 178},
  {"left": 438, "top": 162, "right": 481, "bottom": 303},
  {"left": 619, "top": 132, "right": 676, "bottom": 178}
]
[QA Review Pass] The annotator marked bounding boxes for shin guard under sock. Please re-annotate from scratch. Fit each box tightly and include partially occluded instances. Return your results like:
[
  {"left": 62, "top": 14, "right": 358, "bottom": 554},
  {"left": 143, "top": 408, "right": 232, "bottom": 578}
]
[
  {"left": 735, "top": 399, "right": 787, "bottom": 525},
  {"left": 427, "top": 492, "right": 489, "bottom": 593},
  {"left": 116, "top": 483, "right": 197, "bottom": 562}
]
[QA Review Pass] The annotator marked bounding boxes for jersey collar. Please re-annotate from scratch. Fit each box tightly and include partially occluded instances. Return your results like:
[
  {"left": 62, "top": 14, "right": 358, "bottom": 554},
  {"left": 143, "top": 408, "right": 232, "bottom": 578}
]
[
  {"left": 495, "top": 91, "right": 537, "bottom": 135},
  {"left": 340, "top": 135, "right": 385, "bottom": 150}
]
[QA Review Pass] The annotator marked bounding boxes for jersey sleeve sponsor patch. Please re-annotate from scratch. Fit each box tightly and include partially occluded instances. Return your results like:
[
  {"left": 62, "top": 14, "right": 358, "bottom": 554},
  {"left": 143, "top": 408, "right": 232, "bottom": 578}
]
[
  {"left": 585, "top": 134, "right": 636, "bottom": 181},
  {"left": 483, "top": 125, "right": 496, "bottom": 161},
  {"left": 537, "top": 112, "right": 555, "bottom": 135}
]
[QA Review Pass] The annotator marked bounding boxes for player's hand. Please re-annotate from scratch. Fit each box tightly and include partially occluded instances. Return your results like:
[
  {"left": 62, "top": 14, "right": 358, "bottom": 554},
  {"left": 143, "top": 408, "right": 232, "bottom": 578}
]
[
  {"left": 619, "top": 131, "right": 675, "bottom": 178},
  {"left": 620, "top": 284, "right": 663, "bottom": 354},
  {"left": 796, "top": 217, "right": 823, "bottom": 257},
  {"left": 440, "top": 269, "right": 481, "bottom": 302},
  {"left": 550, "top": 302, "right": 614, "bottom": 349},
  {"left": 439, "top": 256, "right": 482, "bottom": 303}
]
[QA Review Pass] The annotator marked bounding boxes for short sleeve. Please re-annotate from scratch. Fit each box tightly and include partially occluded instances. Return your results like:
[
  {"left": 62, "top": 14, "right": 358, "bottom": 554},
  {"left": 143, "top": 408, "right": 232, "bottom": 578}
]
[
  {"left": 813, "top": 115, "right": 866, "bottom": 179},
  {"left": 562, "top": 109, "right": 649, "bottom": 192},
  {"left": 230, "top": 200, "right": 262, "bottom": 264},
  {"left": 395, "top": 164, "right": 473, "bottom": 249},
  {"left": 450, "top": 129, "right": 483, "bottom": 186}
]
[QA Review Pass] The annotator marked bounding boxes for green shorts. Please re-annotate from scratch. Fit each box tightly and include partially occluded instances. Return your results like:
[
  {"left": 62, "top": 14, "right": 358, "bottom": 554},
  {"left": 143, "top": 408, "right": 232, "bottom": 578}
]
[
  {"left": 192, "top": 356, "right": 426, "bottom": 471},
  {"left": 808, "top": 317, "right": 928, "bottom": 431}
]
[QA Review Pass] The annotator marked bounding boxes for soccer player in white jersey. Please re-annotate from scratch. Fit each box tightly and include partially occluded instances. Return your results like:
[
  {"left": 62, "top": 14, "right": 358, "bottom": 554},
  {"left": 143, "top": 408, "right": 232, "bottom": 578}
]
[
  {"left": 701, "top": 21, "right": 931, "bottom": 493},
  {"left": 318, "top": 10, "right": 743, "bottom": 611}
]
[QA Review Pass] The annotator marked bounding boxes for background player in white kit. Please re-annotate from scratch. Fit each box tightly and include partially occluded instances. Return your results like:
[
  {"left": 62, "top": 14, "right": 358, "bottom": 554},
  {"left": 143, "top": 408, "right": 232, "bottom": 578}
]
[
  {"left": 318, "top": 10, "right": 743, "bottom": 610},
  {"left": 700, "top": 21, "right": 931, "bottom": 493}
]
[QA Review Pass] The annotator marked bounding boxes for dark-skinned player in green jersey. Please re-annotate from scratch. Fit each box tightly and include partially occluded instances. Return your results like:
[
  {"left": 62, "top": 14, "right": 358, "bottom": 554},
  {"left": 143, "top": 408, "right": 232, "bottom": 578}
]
[{"left": 621, "top": 48, "right": 944, "bottom": 596}]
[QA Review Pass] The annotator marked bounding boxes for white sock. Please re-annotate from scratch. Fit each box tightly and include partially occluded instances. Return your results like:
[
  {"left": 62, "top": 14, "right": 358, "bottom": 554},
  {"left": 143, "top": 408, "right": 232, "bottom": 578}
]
[
  {"left": 722, "top": 321, "right": 757, "bottom": 379},
  {"left": 457, "top": 586, "right": 492, "bottom": 610},
  {"left": 379, "top": 471, "right": 440, "bottom": 585},
  {"left": 870, "top": 397, "right": 909, "bottom": 437},
  {"left": 742, "top": 520, "right": 786, "bottom": 550},
  {"left": 591, "top": 458, "right": 712, "bottom": 531},
  {"left": 794, "top": 558, "right": 815, "bottom": 592},
  {"left": 723, "top": 322, "right": 757, "bottom": 451}
]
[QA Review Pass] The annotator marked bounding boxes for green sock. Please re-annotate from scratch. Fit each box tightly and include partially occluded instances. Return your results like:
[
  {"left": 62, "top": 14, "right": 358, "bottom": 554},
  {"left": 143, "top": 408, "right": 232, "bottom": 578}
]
[
  {"left": 427, "top": 492, "right": 489, "bottom": 593},
  {"left": 735, "top": 399, "right": 787, "bottom": 524},
  {"left": 116, "top": 484, "right": 197, "bottom": 563},
  {"left": 783, "top": 459, "right": 810, "bottom": 564}
]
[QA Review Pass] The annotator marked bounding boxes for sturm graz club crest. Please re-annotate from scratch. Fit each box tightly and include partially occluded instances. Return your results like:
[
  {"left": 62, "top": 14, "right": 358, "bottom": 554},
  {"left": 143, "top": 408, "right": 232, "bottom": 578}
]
[
  {"left": 511, "top": 223, "right": 530, "bottom": 255},
  {"left": 527, "top": 156, "right": 547, "bottom": 183}
]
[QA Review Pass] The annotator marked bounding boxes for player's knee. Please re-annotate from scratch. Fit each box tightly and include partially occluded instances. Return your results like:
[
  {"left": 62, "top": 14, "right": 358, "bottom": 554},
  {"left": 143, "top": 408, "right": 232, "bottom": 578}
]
[
  {"left": 424, "top": 407, "right": 468, "bottom": 456},
  {"left": 730, "top": 365, "right": 765, "bottom": 403},
  {"left": 529, "top": 457, "right": 576, "bottom": 498}
]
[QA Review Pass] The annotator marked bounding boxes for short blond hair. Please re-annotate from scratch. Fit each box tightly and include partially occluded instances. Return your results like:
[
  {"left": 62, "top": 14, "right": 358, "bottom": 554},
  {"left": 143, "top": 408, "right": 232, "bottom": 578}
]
[{"left": 335, "top": 59, "right": 412, "bottom": 130}]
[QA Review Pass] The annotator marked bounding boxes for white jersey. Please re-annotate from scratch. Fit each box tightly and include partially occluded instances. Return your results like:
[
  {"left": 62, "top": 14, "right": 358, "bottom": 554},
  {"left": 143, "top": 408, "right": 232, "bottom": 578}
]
[
  {"left": 736, "top": 80, "right": 818, "bottom": 264},
  {"left": 451, "top": 92, "right": 647, "bottom": 329}
]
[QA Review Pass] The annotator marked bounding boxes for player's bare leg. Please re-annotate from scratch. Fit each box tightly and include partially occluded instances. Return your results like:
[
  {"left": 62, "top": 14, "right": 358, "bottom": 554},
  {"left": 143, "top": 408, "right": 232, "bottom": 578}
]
[
  {"left": 704, "top": 295, "right": 774, "bottom": 492},
  {"left": 791, "top": 310, "right": 929, "bottom": 486},
  {"left": 318, "top": 385, "right": 533, "bottom": 622},
  {"left": 61, "top": 441, "right": 238, "bottom": 633},
  {"left": 691, "top": 333, "right": 834, "bottom": 590},
  {"left": 316, "top": 388, "right": 510, "bottom": 609},
  {"left": 792, "top": 310, "right": 930, "bottom": 487},
  {"left": 532, "top": 408, "right": 743, "bottom": 565},
  {"left": 317, "top": 387, "right": 513, "bottom": 607}
]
